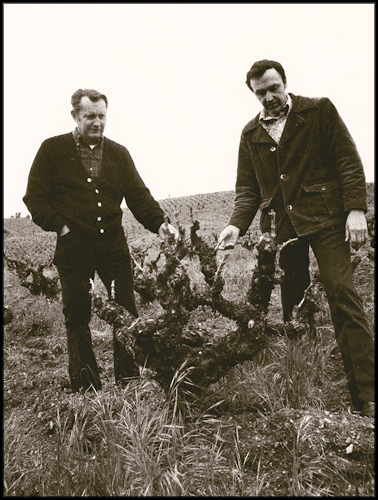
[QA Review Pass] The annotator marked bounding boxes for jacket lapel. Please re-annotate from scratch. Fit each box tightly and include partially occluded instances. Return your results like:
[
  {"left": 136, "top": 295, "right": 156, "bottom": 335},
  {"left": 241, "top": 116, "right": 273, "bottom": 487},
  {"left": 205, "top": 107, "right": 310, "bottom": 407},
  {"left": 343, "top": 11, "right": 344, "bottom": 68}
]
[
  {"left": 280, "top": 94, "right": 318, "bottom": 144},
  {"left": 251, "top": 124, "right": 276, "bottom": 144},
  {"left": 100, "top": 138, "right": 116, "bottom": 179},
  {"left": 56, "top": 134, "right": 87, "bottom": 178},
  {"left": 248, "top": 94, "right": 318, "bottom": 145},
  {"left": 279, "top": 111, "right": 306, "bottom": 145},
  {"left": 65, "top": 133, "right": 110, "bottom": 180}
]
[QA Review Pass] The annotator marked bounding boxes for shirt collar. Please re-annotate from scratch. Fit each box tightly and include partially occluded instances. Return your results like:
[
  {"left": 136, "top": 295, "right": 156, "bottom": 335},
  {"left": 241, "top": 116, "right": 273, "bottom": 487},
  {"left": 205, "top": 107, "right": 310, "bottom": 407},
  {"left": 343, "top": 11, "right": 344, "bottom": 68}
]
[
  {"left": 259, "top": 94, "right": 292, "bottom": 122},
  {"left": 72, "top": 127, "right": 104, "bottom": 148}
]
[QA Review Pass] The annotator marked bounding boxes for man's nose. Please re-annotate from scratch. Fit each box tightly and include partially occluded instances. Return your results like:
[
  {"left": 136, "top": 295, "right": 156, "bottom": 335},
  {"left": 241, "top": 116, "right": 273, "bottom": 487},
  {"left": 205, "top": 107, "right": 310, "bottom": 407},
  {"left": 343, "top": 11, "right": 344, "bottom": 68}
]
[
  {"left": 265, "top": 91, "right": 273, "bottom": 102},
  {"left": 93, "top": 117, "right": 101, "bottom": 126}
]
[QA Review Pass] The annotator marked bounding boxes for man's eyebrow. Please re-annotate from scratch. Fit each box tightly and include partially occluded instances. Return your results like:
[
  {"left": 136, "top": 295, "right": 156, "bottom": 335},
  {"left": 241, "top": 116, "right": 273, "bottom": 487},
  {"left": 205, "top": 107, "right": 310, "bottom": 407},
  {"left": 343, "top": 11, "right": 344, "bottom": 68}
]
[{"left": 256, "top": 84, "right": 279, "bottom": 94}]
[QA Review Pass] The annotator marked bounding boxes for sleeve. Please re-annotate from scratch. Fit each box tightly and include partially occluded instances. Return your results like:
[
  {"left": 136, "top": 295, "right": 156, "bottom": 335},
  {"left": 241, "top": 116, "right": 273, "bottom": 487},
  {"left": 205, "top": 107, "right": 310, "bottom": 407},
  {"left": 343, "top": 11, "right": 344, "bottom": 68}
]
[
  {"left": 120, "top": 146, "right": 166, "bottom": 233},
  {"left": 23, "top": 139, "right": 67, "bottom": 233},
  {"left": 321, "top": 98, "right": 367, "bottom": 213},
  {"left": 228, "top": 134, "right": 261, "bottom": 236}
]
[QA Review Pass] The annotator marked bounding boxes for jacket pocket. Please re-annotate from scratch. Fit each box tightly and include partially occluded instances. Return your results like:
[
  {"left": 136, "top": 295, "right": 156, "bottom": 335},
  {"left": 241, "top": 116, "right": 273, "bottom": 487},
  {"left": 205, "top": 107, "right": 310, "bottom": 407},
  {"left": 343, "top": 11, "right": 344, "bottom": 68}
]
[
  {"left": 302, "top": 180, "right": 343, "bottom": 221},
  {"left": 53, "top": 232, "right": 92, "bottom": 269}
]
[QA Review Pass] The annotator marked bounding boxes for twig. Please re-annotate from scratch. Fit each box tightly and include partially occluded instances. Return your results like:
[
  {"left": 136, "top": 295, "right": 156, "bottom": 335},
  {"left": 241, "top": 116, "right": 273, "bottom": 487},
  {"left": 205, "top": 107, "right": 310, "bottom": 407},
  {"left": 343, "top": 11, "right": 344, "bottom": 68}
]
[
  {"left": 214, "top": 253, "right": 229, "bottom": 281},
  {"left": 214, "top": 241, "right": 238, "bottom": 251},
  {"left": 128, "top": 317, "right": 141, "bottom": 330},
  {"left": 164, "top": 215, "right": 170, "bottom": 245},
  {"left": 111, "top": 279, "right": 116, "bottom": 300},
  {"left": 130, "top": 253, "right": 144, "bottom": 272},
  {"left": 279, "top": 237, "right": 299, "bottom": 249},
  {"left": 268, "top": 209, "right": 276, "bottom": 238}
]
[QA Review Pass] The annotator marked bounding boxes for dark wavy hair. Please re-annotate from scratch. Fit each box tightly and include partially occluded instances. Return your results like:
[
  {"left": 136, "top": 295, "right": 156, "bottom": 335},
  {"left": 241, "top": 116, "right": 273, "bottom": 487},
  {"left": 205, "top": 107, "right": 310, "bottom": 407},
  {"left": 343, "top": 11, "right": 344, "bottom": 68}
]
[
  {"left": 246, "top": 60, "right": 287, "bottom": 91},
  {"left": 71, "top": 89, "right": 108, "bottom": 112}
]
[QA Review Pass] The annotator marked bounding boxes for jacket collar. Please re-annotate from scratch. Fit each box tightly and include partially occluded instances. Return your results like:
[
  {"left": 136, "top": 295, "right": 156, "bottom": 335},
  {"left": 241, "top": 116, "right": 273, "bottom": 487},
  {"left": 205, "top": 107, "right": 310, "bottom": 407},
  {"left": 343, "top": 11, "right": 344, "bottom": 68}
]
[
  {"left": 259, "top": 93, "right": 293, "bottom": 123},
  {"left": 243, "top": 94, "right": 318, "bottom": 142},
  {"left": 63, "top": 132, "right": 109, "bottom": 153},
  {"left": 72, "top": 127, "right": 104, "bottom": 148}
]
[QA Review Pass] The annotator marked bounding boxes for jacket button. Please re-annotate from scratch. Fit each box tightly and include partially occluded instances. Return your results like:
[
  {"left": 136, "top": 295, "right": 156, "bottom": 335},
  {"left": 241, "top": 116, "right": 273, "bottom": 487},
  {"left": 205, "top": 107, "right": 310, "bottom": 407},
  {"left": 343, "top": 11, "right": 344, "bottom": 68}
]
[
  {"left": 100, "top": 229, "right": 105, "bottom": 234},
  {"left": 321, "top": 186, "right": 326, "bottom": 191},
  {"left": 287, "top": 205, "right": 293, "bottom": 211},
  {"left": 280, "top": 174, "right": 286, "bottom": 180},
  {"left": 87, "top": 178, "right": 92, "bottom": 183},
  {"left": 95, "top": 189, "right": 99, "bottom": 194},
  {"left": 97, "top": 216, "right": 102, "bottom": 221},
  {"left": 98, "top": 202, "right": 102, "bottom": 207},
  {"left": 270, "top": 146, "right": 276, "bottom": 152}
]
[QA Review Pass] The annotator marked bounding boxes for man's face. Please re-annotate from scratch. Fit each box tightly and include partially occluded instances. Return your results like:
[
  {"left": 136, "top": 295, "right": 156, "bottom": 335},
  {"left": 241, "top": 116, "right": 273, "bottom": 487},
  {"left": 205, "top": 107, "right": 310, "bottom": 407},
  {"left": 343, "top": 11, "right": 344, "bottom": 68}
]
[
  {"left": 249, "top": 68, "right": 287, "bottom": 117},
  {"left": 72, "top": 96, "right": 107, "bottom": 144}
]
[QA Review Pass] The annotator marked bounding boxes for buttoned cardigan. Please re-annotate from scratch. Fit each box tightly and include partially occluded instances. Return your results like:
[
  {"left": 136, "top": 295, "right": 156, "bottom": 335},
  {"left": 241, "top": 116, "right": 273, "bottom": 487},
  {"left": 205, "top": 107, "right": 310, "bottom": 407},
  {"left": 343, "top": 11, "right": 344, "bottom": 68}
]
[
  {"left": 23, "top": 133, "right": 165, "bottom": 239},
  {"left": 229, "top": 94, "right": 367, "bottom": 240}
]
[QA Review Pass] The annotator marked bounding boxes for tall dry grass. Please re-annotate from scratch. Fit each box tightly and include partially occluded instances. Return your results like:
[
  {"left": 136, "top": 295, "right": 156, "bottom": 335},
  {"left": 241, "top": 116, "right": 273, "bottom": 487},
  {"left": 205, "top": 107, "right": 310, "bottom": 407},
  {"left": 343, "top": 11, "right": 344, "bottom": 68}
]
[
  {"left": 4, "top": 363, "right": 236, "bottom": 496},
  {"left": 3, "top": 190, "right": 374, "bottom": 495}
]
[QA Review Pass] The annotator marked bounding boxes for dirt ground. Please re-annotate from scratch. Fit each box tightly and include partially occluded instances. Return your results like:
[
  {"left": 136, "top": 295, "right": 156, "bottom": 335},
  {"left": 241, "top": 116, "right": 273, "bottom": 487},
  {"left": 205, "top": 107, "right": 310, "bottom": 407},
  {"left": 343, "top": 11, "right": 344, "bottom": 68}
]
[{"left": 3, "top": 242, "right": 375, "bottom": 496}]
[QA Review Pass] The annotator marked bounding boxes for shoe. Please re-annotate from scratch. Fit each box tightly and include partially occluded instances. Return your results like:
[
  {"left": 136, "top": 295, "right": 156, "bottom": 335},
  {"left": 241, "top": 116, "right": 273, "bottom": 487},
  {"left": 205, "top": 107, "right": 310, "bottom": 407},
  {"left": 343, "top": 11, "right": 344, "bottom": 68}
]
[{"left": 361, "top": 402, "right": 375, "bottom": 418}]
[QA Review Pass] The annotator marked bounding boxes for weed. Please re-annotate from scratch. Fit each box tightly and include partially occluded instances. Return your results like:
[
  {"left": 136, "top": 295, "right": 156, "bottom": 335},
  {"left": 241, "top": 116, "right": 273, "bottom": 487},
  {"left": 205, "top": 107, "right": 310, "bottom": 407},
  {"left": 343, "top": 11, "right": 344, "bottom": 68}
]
[
  {"left": 3, "top": 367, "right": 235, "bottom": 496},
  {"left": 209, "top": 327, "right": 348, "bottom": 416},
  {"left": 5, "top": 294, "right": 63, "bottom": 338},
  {"left": 3, "top": 188, "right": 374, "bottom": 496}
]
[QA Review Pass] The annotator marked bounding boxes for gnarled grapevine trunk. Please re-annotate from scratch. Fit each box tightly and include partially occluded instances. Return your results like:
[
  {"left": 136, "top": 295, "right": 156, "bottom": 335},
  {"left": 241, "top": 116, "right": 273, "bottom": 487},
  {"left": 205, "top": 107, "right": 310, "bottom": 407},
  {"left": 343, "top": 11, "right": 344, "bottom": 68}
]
[
  {"left": 92, "top": 221, "right": 320, "bottom": 393},
  {"left": 4, "top": 216, "right": 372, "bottom": 393}
]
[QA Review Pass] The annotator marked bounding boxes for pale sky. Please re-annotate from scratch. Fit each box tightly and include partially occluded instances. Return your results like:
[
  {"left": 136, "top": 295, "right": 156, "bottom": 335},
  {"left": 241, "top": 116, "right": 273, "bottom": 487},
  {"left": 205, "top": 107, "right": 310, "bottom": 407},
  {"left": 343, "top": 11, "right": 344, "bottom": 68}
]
[{"left": 4, "top": 3, "right": 374, "bottom": 217}]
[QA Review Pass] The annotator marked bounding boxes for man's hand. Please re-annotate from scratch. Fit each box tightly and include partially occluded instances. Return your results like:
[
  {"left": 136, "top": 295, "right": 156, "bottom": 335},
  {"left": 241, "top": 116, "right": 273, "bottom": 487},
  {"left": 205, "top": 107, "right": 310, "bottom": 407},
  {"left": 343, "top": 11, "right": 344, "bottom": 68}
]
[
  {"left": 216, "top": 225, "right": 240, "bottom": 250},
  {"left": 158, "top": 222, "right": 179, "bottom": 241},
  {"left": 345, "top": 210, "right": 368, "bottom": 250},
  {"left": 59, "top": 224, "right": 71, "bottom": 237}
]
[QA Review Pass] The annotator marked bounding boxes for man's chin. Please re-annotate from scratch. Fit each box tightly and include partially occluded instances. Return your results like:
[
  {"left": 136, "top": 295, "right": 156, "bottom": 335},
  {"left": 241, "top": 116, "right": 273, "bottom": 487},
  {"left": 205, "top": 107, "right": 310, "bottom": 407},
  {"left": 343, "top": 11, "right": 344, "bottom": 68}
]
[
  {"left": 86, "top": 133, "right": 102, "bottom": 144},
  {"left": 265, "top": 104, "right": 281, "bottom": 117}
]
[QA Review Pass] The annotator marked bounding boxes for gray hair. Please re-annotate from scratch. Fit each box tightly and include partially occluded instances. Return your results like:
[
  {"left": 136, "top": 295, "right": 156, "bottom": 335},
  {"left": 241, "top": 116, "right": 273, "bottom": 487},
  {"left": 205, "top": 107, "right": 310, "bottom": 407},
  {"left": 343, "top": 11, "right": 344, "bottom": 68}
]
[{"left": 71, "top": 89, "right": 108, "bottom": 112}]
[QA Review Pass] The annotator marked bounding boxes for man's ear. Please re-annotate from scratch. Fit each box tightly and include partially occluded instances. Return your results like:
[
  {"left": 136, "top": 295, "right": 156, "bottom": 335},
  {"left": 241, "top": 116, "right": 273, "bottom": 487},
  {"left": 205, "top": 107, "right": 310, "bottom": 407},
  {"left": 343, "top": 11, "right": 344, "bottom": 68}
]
[{"left": 71, "top": 110, "right": 77, "bottom": 121}]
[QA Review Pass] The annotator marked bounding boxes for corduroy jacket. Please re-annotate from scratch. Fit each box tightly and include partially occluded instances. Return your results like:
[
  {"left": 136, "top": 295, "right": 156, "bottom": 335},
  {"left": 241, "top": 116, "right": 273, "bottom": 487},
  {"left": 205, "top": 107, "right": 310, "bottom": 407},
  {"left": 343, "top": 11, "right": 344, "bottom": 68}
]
[
  {"left": 229, "top": 94, "right": 367, "bottom": 240},
  {"left": 23, "top": 133, "right": 165, "bottom": 240}
]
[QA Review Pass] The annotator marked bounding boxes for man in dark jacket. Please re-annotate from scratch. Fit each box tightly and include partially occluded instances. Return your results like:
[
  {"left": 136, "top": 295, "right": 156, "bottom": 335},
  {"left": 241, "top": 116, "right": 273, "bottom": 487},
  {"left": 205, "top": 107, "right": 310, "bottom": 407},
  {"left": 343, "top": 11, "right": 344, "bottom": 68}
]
[
  {"left": 217, "top": 60, "right": 374, "bottom": 418},
  {"left": 24, "top": 88, "right": 178, "bottom": 393}
]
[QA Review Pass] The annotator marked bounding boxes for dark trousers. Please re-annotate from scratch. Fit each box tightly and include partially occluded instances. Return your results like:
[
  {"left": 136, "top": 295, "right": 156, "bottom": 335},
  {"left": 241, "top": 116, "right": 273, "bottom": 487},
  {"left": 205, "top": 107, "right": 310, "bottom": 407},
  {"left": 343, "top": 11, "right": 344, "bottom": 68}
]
[
  {"left": 279, "top": 225, "right": 375, "bottom": 408},
  {"left": 55, "top": 231, "right": 139, "bottom": 392}
]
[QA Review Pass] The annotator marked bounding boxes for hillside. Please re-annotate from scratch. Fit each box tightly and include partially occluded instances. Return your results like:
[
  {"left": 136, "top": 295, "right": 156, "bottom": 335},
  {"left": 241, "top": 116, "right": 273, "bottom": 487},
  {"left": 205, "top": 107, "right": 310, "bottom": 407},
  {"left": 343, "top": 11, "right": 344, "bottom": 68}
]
[
  {"left": 3, "top": 190, "right": 261, "bottom": 264},
  {"left": 122, "top": 190, "right": 262, "bottom": 248},
  {"left": 3, "top": 184, "right": 375, "bottom": 496},
  {"left": 5, "top": 182, "right": 374, "bottom": 239},
  {"left": 4, "top": 183, "right": 374, "bottom": 263}
]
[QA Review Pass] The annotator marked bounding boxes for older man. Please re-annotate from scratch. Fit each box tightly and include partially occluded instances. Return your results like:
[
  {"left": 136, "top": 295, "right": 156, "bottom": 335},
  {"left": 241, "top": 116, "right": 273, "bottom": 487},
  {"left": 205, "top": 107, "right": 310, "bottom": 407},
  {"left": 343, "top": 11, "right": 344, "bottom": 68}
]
[
  {"left": 218, "top": 60, "right": 374, "bottom": 417},
  {"left": 24, "top": 89, "right": 178, "bottom": 393}
]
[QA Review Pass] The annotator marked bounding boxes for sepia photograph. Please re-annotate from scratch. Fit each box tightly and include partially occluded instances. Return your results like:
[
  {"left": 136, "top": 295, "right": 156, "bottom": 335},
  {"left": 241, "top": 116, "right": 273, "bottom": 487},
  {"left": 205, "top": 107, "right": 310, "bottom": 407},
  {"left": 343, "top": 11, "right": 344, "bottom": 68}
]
[{"left": 4, "top": 3, "right": 374, "bottom": 496}]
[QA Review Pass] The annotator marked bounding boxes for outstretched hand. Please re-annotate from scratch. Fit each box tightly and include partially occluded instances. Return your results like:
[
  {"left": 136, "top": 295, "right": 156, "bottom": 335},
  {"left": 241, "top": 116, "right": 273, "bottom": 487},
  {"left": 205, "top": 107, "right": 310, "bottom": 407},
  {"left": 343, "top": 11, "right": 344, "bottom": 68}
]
[
  {"left": 345, "top": 210, "right": 368, "bottom": 250},
  {"left": 216, "top": 225, "right": 240, "bottom": 250},
  {"left": 158, "top": 222, "right": 179, "bottom": 241}
]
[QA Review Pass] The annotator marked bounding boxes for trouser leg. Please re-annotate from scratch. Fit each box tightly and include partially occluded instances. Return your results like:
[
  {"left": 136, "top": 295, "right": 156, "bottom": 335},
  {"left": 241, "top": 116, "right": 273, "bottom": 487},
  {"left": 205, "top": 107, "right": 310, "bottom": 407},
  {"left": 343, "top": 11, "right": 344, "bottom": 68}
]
[
  {"left": 309, "top": 226, "right": 375, "bottom": 408},
  {"left": 279, "top": 238, "right": 311, "bottom": 322},
  {"left": 57, "top": 266, "right": 102, "bottom": 392},
  {"left": 97, "top": 248, "right": 139, "bottom": 384}
]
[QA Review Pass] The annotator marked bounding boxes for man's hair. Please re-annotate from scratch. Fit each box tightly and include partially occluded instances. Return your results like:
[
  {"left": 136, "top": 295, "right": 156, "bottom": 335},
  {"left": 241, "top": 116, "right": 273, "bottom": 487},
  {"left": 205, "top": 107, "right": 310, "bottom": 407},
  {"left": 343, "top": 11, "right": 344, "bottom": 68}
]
[
  {"left": 246, "top": 60, "right": 287, "bottom": 91},
  {"left": 71, "top": 89, "right": 108, "bottom": 112}
]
